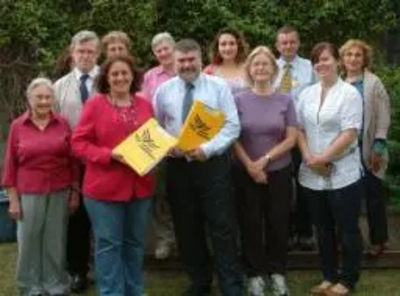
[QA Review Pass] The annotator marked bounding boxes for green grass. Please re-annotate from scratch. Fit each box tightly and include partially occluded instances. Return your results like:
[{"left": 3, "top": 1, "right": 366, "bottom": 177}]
[{"left": 1, "top": 243, "right": 400, "bottom": 295}]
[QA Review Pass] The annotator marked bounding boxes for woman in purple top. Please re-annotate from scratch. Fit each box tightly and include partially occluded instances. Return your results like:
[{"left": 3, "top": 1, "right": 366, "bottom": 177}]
[{"left": 234, "top": 46, "right": 297, "bottom": 296}]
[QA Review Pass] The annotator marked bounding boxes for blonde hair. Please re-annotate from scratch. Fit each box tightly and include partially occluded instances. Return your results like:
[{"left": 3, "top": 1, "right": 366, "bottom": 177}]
[
  {"left": 101, "top": 31, "right": 131, "bottom": 52},
  {"left": 339, "top": 39, "right": 373, "bottom": 70},
  {"left": 244, "top": 46, "right": 278, "bottom": 86}
]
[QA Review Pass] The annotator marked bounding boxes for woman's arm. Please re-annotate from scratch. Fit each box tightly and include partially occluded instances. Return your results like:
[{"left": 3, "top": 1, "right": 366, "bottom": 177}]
[
  {"left": 318, "top": 129, "right": 358, "bottom": 163},
  {"left": 71, "top": 99, "right": 113, "bottom": 165},
  {"left": 264, "top": 126, "right": 297, "bottom": 162}
]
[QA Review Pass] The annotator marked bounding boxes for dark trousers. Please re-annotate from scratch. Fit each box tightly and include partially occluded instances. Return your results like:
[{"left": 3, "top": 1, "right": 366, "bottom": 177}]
[
  {"left": 166, "top": 154, "right": 243, "bottom": 296},
  {"left": 363, "top": 170, "right": 389, "bottom": 245},
  {"left": 304, "top": 181, "right": 363, "bottom": 289},
  {"left": 291, "top": 148, "right": 313, "bottom": 239},
  {"left": 67, "top": 167, "right": 91, "bottom": 276},
  {"left": 234, "top": 165, "right": 291, "bottom": 276}
]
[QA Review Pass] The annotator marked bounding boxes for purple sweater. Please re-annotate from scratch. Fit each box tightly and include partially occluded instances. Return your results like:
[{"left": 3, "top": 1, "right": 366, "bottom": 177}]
[{"left": 234, "top": 89, "right": 297, "bottom": 171}]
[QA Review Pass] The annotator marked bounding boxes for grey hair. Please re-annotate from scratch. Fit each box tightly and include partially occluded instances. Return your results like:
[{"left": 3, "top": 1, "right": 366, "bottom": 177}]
[
  {"left": 70, "top": 30, "right": 100, "bottom": 51},
  {"left": 26, "top": 77, "right": 55, "bottom": 99},
  {"left": 151, "top": 32, "right": 175, "bottom": 50},
  {"left": 175, "top": 39, "right": 201, "bottom": 55}
]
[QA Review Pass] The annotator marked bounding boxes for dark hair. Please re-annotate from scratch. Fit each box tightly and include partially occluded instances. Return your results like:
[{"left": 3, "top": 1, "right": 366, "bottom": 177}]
[
  {"left": 96, "top": 55, "right": 142, "bottom": 94},
  {"left": 175, "top": 39, "right": 202, "bottom": 54},
  {"left": 276, "top": 25, "right": 299, "bottom": 40},
  {"left": 310, "top": 42, "right": 340, "bottom": 65},
  {"left": 209, "top": 28, "right": 248, "bottom": 65}
]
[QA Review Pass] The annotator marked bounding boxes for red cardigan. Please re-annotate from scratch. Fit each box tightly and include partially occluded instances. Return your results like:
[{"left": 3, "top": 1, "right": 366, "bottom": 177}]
[{"left": 71, "top": 93, "right": 155, "bottom": 201}]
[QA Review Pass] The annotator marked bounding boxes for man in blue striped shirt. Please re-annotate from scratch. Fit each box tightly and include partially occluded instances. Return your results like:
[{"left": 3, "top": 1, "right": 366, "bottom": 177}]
[{"left": 154, "top": 39, "right": 243, "bottom": 296}]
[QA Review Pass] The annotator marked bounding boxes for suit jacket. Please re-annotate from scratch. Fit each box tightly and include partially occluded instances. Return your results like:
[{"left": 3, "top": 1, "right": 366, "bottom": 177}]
[
  {"left": 54, "top": 68, "right": 98, "bottom": 129},
  {"left": 362, "top": 70, "right": 391, "bottom": 179}
]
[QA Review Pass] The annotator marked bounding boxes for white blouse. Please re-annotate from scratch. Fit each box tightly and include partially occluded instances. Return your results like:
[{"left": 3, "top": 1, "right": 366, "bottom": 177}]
[{"left": 297, "top": 79, "right": 363, "bottom": 190}]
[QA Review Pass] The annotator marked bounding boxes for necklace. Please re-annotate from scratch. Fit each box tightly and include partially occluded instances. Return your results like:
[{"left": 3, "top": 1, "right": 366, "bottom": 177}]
[{"left": 108, "top": 95, "right": 138, "bottom": 134}]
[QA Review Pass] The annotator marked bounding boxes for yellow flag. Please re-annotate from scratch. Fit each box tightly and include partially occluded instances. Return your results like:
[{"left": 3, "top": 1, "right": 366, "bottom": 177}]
[
  {"left": 177, "top": 100, "right": 225, "bottom": 151},
  {"left": 113, "top": 118, "right": 177, "bottom": 176}
]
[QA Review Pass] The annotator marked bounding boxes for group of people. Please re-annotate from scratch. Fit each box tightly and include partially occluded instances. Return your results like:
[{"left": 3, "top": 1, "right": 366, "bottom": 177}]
[{"left": 1, "top": 25, "right": 390, "bottom": 296}]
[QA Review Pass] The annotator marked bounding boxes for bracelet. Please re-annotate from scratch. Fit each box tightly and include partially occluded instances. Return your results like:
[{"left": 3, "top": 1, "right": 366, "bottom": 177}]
[{"left": 264, "top": 154, "right": 272, "bottom": 163}]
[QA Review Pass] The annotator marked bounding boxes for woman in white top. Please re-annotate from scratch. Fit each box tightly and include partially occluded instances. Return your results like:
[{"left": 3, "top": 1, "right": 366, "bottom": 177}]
[{"left": 297, "top": 42, "right": 363, "bottom": 296}]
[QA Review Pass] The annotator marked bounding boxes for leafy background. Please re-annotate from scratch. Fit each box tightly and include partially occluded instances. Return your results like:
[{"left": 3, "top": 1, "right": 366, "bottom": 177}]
[{"left": 0, "top": 0, "right": 399, "bottom": 205}]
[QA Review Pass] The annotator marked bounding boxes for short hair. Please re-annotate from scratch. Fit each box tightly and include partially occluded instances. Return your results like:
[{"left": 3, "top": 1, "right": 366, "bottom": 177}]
[
  {"left": 244, "top": 46, "right": 278, "bottom": 86},
  {"left": 276, "top": 26, "right": 299, "bottom": 40},
  {"left": 96, "top": 55, "right": 141, "bottom": 95},
  {"left": 310, "top": 42, "right": 340, "bottom": 65},
  {"left": 26, "top": 77, "right": 55, "bottom": 99},
  {"left": 339, "top": 39, "right": 373, "bottom": 70},
  {"left": 70, "top": 30, "right": 100, "bottom": 51},
  {"left": 209, "top": 28, "right": 248, "bottom": 65},
  {"left": 151, "top": 32, "right": 175, "bottom": 50},
  {"left": 101, "top": 31, "right": 131, "bottom": 52},
  {"left": 175, "top": 39, "right": 202, "bottom": 55}
]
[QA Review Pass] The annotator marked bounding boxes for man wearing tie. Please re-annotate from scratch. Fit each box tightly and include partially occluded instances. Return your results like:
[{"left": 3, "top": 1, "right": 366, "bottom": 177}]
[
  {"left": 275, "top": 26, "right": 315, "bottom": 252},
  {"left": 154, "top": 39, "right": 243, "bottom": 296},
  {"left": 54, "top": 30, "right": 100, "bottom": 294}
]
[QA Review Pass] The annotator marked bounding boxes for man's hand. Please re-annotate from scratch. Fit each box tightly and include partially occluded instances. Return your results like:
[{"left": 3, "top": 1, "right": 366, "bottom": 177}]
[
  {"left": 69, "top": 191, "right": 80, "bottom": 213},
  {"left": 167, "top": 148, "right": 185, "bottom": 158},
  {"left": 186, "top": 147, "right": 207, "bottom": 161}
]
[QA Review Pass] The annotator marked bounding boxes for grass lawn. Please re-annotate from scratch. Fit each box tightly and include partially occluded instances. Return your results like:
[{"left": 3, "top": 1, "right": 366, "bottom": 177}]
[{"left": 1, "top": 243, "right": 400, "bottom": 295}]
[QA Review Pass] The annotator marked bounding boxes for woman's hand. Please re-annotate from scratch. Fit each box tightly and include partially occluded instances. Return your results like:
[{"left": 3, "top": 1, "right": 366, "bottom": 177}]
[
  {"left": 9, "top": 199, "right": 22, "bottom": 220},
  {"left": 369, "top": 150, "right": 385, "bottom": 173},
  {"left": 246, "top": 160, "right": 268, "bottom": 184},
  {"left": 306, "top": 154, "right": 332, "bottom": 177}
]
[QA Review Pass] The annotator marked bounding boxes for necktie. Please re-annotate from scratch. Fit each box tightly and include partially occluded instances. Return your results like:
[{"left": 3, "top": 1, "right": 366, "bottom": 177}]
[
  {"left": 181, "top": 82, "right": 194, "bottom": 123},
  {"left": 279, "top": 63, "right": 292, "bottom": 94},
  {"left": 80, "top": 74, "right": 90, "bottom": 103}
]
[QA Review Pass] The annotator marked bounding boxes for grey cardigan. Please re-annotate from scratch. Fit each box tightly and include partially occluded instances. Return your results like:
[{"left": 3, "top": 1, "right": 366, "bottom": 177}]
[{"left": 361, "top": 70, "right": 391, "bottom": 179}]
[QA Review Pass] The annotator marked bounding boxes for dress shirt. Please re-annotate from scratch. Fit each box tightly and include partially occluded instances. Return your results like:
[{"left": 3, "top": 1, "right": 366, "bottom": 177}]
[
  {"left": 154, "top": 73, "right": 240, "bottom": 158},
  {"left": 2, "top": 111, "right": 77, "bottom": 194},
  {"left": 275, "top": 55, "right": 314, "bottom": 100},
  {"left": 141, "top": 65, "right": 175, "bottom": 102},
  {"left": 297, "top": 79, "right": 363, "bottom": 190},
  {"left": 71, "top": 93, "right": 155, "bottom": 201},
  {"left": 74, "top": 67, "right": 98, "bottom": 95}
]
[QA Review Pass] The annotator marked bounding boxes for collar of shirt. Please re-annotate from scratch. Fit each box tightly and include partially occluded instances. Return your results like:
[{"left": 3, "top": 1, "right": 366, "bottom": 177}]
[
  {"left": 277, "top": 55, "right": 300, "bottom": 70},
  {"left": 21, "top": 110, "right": 61, "bottom": 126},
  {"left": 177, "top": 73, "right": 203, "bottom": 90},
  {"left": 155, "top": 65, "right": 175, "bottom": 77},
  {"left": 73, "top": 65, "right": 99, "bottom": 82}
]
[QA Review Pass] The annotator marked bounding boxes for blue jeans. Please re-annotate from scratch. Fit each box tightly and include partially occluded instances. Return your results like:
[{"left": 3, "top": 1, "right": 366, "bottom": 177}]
[
  {"left": 304, "top": 181, "right": 363, "bottom": 289},
  {"left": 84, "top": 197, "right": 152, "bottom": 296}
]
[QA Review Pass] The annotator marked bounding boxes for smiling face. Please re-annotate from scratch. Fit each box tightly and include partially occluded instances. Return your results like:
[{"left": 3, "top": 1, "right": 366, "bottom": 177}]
[
  {"left": 249, "top": 52, "right": 276, "bottom": 84},
  {"left": 218, "top": 33, "right": 238, "bottom": 62},
  {"left": 106, "top": 41, "right": 129, "bottom": 58},
  {"left": 313, "top": 49, "right": 339, "bottom": 81},
  {"left": 276, "top": 31, "right": 300, "bottom": 61},
  {"left": 175, "top": 50, "right": 201, "bottom": 82},
  {"left": 153, "top": 40, "right": 175, "bottom": 67},
  {"left": 342, "top": 45, "right": 364, "bottom": 74},
  {"left": 107, "top": 61, "right": 133, "bottom": 95},
  {"left": 28, "top": 85, "right": 54, "bottom": 118}
]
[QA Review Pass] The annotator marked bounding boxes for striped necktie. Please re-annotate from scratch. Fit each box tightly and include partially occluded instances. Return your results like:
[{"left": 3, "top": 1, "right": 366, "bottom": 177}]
[
  {"left": 279, "top": 63, "right": 292, "bottom": 94},
  {"left": 181, "top": 82, "right": 194, "bottom": 123}
]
